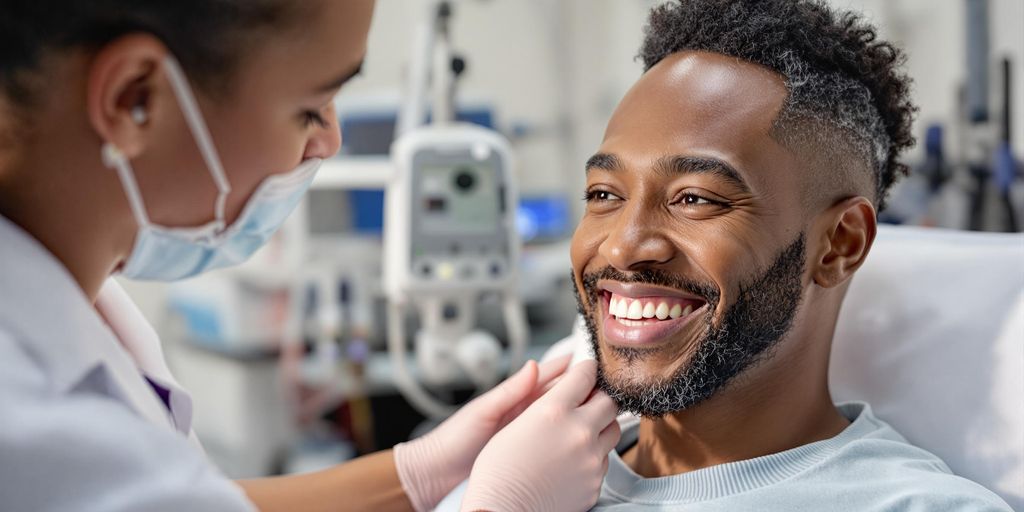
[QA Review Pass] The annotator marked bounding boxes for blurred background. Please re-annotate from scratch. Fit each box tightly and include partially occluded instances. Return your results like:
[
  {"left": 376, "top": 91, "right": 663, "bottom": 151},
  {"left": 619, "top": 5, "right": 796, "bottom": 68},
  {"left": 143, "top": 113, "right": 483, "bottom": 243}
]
[{"left": 119, "top": 0, "right": 1024, "bottom": 478}]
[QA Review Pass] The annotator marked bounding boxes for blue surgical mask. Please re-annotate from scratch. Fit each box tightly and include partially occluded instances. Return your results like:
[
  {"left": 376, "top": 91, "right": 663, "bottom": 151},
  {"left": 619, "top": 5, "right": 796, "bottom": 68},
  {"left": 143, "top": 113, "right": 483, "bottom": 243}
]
[{"left": 101, "top": 56, "right": 322, "bottom": 281}]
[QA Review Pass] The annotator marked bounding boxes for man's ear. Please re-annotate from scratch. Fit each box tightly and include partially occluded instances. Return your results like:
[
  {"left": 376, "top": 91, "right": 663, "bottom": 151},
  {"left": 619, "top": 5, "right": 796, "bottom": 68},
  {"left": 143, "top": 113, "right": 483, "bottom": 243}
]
[
  {"left": 810, "top": 196, "right": 877, "bottom": 288},
  {"left": 85, "top": 33, "right": 169, "bottom": 159}
]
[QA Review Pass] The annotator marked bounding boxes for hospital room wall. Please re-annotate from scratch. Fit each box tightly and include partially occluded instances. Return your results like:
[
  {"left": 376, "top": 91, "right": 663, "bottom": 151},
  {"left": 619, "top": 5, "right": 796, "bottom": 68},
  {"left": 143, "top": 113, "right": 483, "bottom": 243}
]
[{"left": 830, "top": 0, "right": 1024, "bottom": 166}]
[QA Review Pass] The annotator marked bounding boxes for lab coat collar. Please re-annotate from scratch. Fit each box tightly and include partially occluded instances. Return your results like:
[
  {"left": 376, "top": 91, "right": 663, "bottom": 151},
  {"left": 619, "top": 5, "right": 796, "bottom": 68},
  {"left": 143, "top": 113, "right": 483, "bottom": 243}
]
[
  {"left": 94, "top": 278, "right": 194, "bottom": 434},
  {"left": 0, "top": 214, "right": 179, "bottom": 432}
]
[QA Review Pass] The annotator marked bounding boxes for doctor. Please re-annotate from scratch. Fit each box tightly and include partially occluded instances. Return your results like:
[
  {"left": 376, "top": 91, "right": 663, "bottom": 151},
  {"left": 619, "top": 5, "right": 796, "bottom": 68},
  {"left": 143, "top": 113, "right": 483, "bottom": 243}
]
[{"left": 0, "top": 1, "right": 621, "bottom": 511}]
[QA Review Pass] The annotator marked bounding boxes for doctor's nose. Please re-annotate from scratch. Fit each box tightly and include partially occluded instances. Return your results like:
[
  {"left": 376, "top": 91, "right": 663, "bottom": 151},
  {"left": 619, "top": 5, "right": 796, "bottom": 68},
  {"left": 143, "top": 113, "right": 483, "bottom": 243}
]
[{"left": 303, "top": 104, "right": 342, "bottom": 160}]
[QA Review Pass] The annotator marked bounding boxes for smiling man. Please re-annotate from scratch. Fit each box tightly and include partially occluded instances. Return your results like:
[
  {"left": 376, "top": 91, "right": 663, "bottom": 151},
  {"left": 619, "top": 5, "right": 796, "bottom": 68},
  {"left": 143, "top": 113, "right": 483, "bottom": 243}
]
[
  {"left": 427, "top": 1, "right": 1017, "bottom": 510},
  {"left": 567, "top": 0, "right": 1013, "bottom": 510}
]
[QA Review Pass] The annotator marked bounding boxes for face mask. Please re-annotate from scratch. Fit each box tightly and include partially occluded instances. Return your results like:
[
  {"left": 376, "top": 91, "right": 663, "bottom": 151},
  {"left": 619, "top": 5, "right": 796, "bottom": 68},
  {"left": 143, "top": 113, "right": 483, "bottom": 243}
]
[{"left": 101, "top": 56, "right": 322, "bottom": 281}]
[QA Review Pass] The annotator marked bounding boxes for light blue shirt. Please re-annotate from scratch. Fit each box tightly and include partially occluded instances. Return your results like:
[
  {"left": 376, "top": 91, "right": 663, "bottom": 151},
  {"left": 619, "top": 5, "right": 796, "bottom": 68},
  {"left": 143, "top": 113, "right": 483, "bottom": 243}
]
[
  {"left": 437, "top": 403, "right": 1012, "bottom": 511},
  {"left": 0, "top": 214, "right": 255, "bottom": 511}
]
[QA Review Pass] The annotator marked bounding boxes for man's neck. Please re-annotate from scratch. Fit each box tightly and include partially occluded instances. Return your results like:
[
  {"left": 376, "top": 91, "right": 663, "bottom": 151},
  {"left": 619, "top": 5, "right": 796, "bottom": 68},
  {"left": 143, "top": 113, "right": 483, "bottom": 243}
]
[{"left": 620, "top": 359, "right": 850, "bottom": 478}]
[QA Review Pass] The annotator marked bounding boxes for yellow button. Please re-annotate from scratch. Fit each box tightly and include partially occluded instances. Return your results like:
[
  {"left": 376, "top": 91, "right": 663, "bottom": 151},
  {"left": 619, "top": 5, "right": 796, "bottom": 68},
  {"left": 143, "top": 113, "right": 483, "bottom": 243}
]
[{"left": 437, "top": 262, "right": 455, "bottom": 280}]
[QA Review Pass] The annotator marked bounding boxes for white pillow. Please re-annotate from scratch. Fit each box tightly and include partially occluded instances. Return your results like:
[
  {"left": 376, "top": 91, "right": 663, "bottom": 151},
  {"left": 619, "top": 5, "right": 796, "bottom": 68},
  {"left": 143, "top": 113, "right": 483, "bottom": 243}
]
[
  {"left": 829, "top": 226, "right": 1023, "bottom": 510},
  {"left": 545, "top": 225, "right": 1024, "bottom": 509}
]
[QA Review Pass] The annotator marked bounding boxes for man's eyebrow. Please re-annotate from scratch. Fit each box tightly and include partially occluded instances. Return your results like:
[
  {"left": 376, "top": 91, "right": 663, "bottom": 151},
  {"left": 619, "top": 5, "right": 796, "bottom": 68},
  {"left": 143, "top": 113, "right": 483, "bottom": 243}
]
[
  {"left": 586, "top": 152, "right": 751, "bottom": 193},
  {"left": 656, "top": 155, "right": 751, "bottom": 192},
  {"left": 314, "top": 59, "right": 365, "bottom": 94},
  {"left": 585, "top": 153, "right": 623, "bottom": 172}
]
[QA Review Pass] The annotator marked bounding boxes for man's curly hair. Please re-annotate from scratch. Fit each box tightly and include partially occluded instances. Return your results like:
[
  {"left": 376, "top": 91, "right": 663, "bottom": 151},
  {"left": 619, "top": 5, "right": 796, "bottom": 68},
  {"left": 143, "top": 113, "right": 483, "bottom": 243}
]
[{"left": 639, "top": 0, "right": 917, "bottom": 210}]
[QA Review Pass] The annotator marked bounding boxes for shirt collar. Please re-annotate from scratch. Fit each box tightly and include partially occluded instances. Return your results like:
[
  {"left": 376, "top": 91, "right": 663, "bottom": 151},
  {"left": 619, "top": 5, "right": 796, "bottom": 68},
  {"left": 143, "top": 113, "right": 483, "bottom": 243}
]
[{"left": 602, "top": 402, "right": 874, "bottom": 504}]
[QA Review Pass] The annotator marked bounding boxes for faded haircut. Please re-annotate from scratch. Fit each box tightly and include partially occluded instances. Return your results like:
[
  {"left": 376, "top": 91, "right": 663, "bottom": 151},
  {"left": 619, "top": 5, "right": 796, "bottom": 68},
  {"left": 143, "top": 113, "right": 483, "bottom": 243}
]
[{"left": 639, "top": 0, "right": 917, "bottom": 211}]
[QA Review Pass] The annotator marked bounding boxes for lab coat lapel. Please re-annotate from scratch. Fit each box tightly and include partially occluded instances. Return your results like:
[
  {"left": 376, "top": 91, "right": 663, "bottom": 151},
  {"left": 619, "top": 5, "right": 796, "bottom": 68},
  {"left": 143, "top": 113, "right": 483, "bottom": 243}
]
[
  {"left": 82, "top": 322, "right": 182, "bottom": 434},
  {"left": 0, "top": 215, "right": 178, "bottom": 434},
  {"left": 95, "top": 279, "right": 195, "bottom": 434},
  {"left": 93, "top": 280, "right": 206, "bottom": 452}
]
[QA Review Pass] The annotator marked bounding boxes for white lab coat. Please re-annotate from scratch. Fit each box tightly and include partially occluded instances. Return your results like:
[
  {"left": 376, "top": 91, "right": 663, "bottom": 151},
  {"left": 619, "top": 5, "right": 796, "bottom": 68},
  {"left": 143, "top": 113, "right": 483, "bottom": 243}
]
[{"left": 0, "top": 214, "right": 255, "bottom": 511}]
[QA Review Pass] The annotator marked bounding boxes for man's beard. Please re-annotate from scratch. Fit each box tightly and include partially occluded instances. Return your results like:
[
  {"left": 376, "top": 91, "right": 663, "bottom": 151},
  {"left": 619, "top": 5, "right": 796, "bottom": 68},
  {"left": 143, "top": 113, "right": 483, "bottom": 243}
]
[{"left": 572, "top": 234, "right": 806, "bottom": 418}]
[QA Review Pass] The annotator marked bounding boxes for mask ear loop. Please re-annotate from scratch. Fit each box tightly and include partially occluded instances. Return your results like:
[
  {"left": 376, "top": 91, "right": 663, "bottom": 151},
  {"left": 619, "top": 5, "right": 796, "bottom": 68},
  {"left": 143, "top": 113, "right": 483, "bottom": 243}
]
[
  {"left": 102, "top": 143, "right": 151, "bottom": 229},
  {"left": 161, "top": 56, "right": 232, "bottom": 235}
]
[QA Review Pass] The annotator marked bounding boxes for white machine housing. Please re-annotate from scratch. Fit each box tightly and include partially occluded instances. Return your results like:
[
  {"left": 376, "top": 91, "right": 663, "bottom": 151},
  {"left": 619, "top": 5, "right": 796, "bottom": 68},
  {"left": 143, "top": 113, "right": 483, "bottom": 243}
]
[
  {"left": 384, "top": 123, "right": 528, "bottom": 418},
  {"left": 385, "top": 124, "right": 519, "bottom": 297}
]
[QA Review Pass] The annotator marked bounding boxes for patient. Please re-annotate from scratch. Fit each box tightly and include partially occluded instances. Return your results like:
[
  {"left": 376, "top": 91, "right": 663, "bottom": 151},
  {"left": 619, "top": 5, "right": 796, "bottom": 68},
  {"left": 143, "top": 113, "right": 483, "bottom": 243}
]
[
  {"left": 436, "top": 0, "right": 1014, "bottom": 510},
  {"left": 570, "top": 1, "right": 1014, "bottom": 510}
]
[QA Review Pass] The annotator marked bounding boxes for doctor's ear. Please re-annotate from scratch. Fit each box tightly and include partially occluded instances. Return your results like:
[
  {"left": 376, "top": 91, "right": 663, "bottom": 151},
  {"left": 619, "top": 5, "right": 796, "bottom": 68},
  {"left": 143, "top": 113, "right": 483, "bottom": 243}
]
[
  {"left": 809, "top": 196, "right": 877, "bottom": 289},
  {"left": 85, "top": 34, "right": 168, "bottom": 159}
]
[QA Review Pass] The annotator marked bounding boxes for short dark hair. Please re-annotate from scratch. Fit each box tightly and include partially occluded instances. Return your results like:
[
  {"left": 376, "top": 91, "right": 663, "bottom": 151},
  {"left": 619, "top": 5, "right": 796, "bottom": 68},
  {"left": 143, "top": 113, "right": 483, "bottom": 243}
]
[
  {"left": 0, "top": 0, "right": 305, "bottom": 108},
  {"left": 639, "top": 0, "right": 917, "bottom": 211}
]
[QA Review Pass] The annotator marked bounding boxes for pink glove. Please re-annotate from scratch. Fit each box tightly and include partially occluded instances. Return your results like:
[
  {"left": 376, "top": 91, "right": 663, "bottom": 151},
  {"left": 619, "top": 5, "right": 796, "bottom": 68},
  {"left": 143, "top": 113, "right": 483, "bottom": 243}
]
[
  {"left": 394, "top": 355, "right": 572, "bottom": 512},
  {"left": 460, "top": 360, "right": 621, "bottom": 512}
]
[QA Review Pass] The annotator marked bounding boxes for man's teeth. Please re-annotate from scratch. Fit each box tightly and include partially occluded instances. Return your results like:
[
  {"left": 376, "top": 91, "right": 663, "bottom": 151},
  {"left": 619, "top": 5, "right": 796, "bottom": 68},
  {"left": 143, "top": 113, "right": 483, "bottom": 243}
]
[
  {"left": 642, "top": 302, "right": 656, "bottom": 319},
  {"left": 610, "top": 299, "right": 626, "bottom": 317},
  {"left": 655, "top": 302, "right": 669, "bottom": 320},
  {"left": 608, "top": 295, "right": 696, "bottom": 321},
  {"left": 670, "top": 304, "right": 683, "bottom": 319},
  {"left": 627, "top": 300, "right": 643, "bottom": 319}
]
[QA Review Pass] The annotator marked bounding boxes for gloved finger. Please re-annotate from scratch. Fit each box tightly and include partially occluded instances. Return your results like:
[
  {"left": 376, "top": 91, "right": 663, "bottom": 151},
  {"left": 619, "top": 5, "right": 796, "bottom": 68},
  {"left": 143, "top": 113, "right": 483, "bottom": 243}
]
[
  {"left": 466, "top": 360, "right": 538, "bottom": 416},
  {"left": 535, "top": 354, "right": 571, "bottom": 388},
  {"left": 577, "top": 389, "right": 619, "bottom": 426},
  {"left": 540, "top": 360, "right": 599, "bottom": 408},
  {"left": 597, "top": 417, "right": 622, "bottom": 455},
  {"left": 520, "top": 355, "right": 571, "bottom": 402},
  {"left": 539, "top": 375, "right": 562, "bottom": 395},
  {"left": 503, "top": 355, "right": 572, "bottom": 421}
]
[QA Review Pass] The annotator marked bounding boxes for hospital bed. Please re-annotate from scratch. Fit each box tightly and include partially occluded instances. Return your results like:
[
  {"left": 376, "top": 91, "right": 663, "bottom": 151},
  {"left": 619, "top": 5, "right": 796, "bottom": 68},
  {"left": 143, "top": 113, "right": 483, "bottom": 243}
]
[{"left": 542, "top": 225, "right": 1024, "bottom": 509}]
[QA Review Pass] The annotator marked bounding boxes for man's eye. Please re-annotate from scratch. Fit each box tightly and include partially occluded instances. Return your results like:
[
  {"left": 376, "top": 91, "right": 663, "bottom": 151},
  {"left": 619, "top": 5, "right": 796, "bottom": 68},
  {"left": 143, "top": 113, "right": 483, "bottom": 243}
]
[
  {"left": 583, "top": 190, "right": 623, "bottom": 203},
  {"left": 680, "top": 193, "right": 722, "bottom": 207}
]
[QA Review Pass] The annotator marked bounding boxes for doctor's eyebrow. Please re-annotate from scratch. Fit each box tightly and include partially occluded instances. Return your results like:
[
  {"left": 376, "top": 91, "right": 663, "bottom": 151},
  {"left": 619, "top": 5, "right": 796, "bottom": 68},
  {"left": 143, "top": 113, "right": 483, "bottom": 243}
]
[
  {"left": 314, "top": 59, "right": 365, "bottom": 94},
  {"left": 586, "top": 152, "right": 751, "bottom": 193}
]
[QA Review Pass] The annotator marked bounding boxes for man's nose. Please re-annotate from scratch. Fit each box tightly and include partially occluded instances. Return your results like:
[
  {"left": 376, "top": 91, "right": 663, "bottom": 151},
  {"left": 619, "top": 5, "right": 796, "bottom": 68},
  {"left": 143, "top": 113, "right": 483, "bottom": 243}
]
[{"left": 598, "top": 204, "right": 676, "bottom": 271}]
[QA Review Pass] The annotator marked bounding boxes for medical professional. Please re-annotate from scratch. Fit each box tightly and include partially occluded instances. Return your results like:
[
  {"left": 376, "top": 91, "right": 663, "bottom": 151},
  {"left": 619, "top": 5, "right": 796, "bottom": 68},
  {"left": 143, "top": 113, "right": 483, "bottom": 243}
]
[{"left": 0, "top": 1, "right": 622, "bottom": 511}]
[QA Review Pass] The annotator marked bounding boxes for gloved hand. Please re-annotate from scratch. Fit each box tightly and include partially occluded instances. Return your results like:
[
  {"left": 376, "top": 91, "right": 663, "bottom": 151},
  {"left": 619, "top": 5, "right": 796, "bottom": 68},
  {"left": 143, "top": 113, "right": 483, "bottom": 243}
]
[
  {"left": 394, "top": 354, "right": 573, "bottom": 512},
  {"left": 460, "top": 360, "right": 621, "bottom": 512}
]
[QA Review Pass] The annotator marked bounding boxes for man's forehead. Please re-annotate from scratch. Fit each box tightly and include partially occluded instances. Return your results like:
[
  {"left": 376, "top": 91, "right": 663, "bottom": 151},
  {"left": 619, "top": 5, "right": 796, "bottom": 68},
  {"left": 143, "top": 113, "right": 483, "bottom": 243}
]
[
  {"left": 600, "top": 51, "right": 792, "bottom": 182},
  {"left": 609, "top": 51, "right": 788, "bottom": 126}
]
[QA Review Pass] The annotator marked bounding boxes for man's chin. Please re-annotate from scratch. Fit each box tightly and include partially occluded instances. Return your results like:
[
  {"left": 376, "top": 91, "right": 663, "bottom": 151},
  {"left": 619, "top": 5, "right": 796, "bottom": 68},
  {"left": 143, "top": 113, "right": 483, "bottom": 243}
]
[
  {"left": 592, "top": 333, "right": 719, "bottom": 417},
  {"left": 595, "top": 341, "right": 687, "bottom": 390},
  {"left": 593, "top": 325, "right": 701, "bottom": 377},
  {"left": 595, "top": 371, "right": 690, "bottom": 419}
]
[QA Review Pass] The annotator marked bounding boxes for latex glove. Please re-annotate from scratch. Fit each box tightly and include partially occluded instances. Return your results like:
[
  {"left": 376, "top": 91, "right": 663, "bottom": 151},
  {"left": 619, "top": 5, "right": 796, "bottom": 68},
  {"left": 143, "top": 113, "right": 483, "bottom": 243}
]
[
  {"left": 460, "top": 360, "right": 621, "bottom": 512},
  {"left": 394, "top": 355, "right": 572, "bottom": 512}
]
